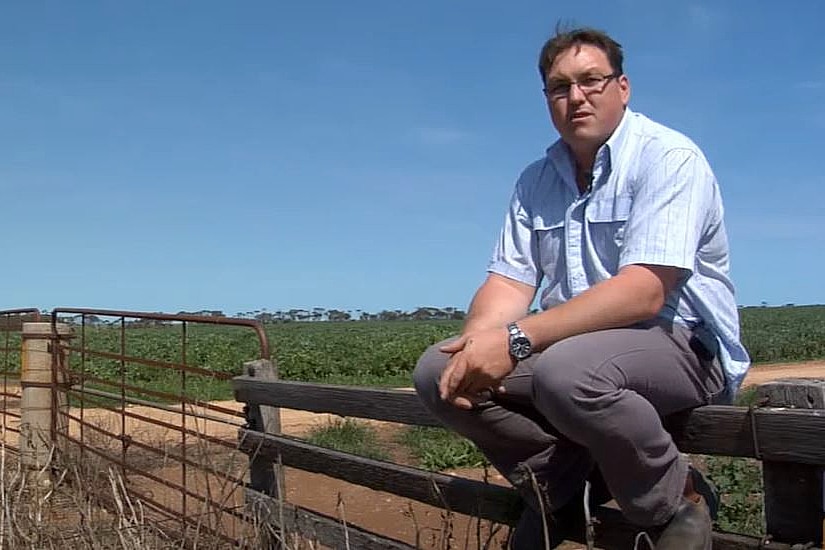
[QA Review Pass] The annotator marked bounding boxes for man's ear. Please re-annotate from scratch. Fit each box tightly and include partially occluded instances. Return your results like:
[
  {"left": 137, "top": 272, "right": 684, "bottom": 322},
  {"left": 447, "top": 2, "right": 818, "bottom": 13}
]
[{"left": 618, "top": 74, "right": 631, "bottom": 106}]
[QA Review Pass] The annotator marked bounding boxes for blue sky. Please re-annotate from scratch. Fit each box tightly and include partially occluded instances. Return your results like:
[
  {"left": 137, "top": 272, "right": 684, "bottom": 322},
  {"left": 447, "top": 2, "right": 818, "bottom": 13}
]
[{"left": 1, "top": 1, "right": 823, "bottom": 316}]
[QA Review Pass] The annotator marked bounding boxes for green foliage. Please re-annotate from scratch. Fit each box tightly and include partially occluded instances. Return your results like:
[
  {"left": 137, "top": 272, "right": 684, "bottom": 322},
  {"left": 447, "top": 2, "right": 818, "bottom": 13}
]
[
  {"left": 268, "top": 321, "right": 460, "bottom": 383},
  {"left": 59, "top": 320, "right": 461, "bottom": 397},
  {"left": 400, "top": 426, "right": 488, "bottom": 471},
  {"left": 305, "top": 418, "right": 389, "bottom": 461},
  {"left": 0, "top": 333, "right": 22, "bottom": 376},
  {"left": 739, "top": 305, "right": 825, "bottom": 363},
  {"left": 704, "top": 456, "right": 763, "bottom": 536}
]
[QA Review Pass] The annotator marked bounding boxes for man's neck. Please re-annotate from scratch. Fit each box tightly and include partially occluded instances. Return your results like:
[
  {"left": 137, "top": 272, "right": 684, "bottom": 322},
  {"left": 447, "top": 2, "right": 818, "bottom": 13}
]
[
  {"left": 575, "top": 165, "right": 592, "bottom": 194},
  {"left": 572, "top": 149, "right": 597, "bottom": 193}
]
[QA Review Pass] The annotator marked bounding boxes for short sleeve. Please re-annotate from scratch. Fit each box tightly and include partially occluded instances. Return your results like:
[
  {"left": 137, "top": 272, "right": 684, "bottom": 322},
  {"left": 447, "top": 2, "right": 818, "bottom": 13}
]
[
  {"left": 487, "top": 181, "right": 542, "bottom": 287},
  {"left": 619, "top": 148, "right": 718, "bottom": 273}
]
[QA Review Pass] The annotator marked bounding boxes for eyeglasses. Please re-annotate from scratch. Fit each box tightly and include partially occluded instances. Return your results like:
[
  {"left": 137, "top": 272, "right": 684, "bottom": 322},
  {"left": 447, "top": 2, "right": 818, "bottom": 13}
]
[{"left": 543, "top": 73, "right": 621, "bottom": 100}]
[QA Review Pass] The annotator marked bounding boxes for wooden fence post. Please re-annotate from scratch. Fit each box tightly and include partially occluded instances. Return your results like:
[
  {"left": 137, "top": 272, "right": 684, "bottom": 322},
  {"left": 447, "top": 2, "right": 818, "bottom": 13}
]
[
  {"left": 244, "top": 359, "right": 284, "bottom": 496},
  {"left": 243, "top": 359, "right": 285, "bottom": 547},
  {"left": 756, "top": 378, "right": 824, "bottom": 546}
]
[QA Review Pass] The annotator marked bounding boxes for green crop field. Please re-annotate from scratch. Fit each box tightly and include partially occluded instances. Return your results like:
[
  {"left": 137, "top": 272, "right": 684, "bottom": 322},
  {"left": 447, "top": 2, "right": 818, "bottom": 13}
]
[
  {"left": 1, "top": 305, "right": 823, "bottom": 401},
  {"left": 739, "top": 304, "right": 825, "bottom": 364}
]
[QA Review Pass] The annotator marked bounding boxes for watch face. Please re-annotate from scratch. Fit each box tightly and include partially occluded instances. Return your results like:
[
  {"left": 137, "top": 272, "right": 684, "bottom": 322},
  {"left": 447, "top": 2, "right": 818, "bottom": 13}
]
[{"left": 510, "top": 337, "right": 532, "bottom": 360}]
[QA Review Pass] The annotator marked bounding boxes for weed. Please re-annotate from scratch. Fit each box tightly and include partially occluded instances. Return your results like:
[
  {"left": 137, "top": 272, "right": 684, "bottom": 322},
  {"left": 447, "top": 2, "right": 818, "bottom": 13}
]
[
  {"left": 305, "top": 418, "right": 390, "bottom": 461},
  {"left": 400, "top": 426, "right": 488, "bottom": 471},
  {"left": 704, "top": 456, "right": 763, "bottom": 536}
]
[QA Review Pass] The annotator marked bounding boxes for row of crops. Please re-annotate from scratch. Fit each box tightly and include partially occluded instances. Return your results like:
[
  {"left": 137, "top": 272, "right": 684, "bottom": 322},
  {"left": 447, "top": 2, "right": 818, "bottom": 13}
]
[{"left": 2, "top": 305, "right": 823, "bottom": 400}]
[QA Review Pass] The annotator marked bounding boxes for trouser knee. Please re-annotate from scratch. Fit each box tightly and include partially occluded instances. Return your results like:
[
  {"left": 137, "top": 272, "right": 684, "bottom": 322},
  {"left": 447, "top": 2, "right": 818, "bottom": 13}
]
[{"left": 413, "top": 340, "right": 451, "bottom": 410}]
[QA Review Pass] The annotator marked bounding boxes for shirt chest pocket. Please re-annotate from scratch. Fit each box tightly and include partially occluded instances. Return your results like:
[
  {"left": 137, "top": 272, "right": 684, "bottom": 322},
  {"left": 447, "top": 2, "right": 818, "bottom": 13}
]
[
  {"left": 585, "top": 195, "right": 632, "bottom": 260},
  {"left": 533, "top": 218, "right": 566, "bottom": 279}
]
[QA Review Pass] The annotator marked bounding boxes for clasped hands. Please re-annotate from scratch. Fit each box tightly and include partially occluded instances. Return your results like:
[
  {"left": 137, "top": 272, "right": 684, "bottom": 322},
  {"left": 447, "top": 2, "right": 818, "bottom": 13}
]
[{"left": 438, "top": 327, "right": 516, "bottom": 410}]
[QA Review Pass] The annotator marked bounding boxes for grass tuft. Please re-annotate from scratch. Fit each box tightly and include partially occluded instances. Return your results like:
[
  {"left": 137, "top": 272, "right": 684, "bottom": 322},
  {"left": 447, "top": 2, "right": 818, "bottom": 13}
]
[
  {"left": 399, "top": 426, "right": 488, "bottom": 471},
  {"left": 305, "top": 418, "right": 390, "bottom": 461}
]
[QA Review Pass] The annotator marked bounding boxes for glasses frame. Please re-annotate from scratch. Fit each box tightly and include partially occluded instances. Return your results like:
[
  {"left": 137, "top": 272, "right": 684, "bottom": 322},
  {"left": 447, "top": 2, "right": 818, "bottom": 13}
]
[{"left": 543, "top": 72, "right": 622, "bottom": 101}]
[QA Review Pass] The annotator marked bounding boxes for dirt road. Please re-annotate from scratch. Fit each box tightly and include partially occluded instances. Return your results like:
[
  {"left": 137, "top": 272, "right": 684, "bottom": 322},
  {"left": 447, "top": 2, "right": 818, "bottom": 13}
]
[{"left": 738, "top": 360, "right": 825, "bottom": 386}]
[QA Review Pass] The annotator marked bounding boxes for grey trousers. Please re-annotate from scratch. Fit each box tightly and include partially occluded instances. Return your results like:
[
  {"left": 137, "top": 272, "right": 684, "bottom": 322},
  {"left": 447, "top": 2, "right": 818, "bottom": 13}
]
[{"left": 413, "top": 320, "right": 724, "bottom": 527}]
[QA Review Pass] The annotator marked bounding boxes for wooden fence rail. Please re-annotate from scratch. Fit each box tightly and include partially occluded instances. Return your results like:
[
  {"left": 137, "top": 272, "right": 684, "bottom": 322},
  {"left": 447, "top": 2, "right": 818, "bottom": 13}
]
[{"left": 234, "top": 369, "right": 825, "bottom": 550}]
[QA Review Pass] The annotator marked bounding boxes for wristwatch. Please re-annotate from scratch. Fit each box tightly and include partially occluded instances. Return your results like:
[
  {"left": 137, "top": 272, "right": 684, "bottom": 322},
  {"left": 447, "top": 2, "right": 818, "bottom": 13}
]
[{"left": 507, "top": 322, "right": 533, "bottom": 361}]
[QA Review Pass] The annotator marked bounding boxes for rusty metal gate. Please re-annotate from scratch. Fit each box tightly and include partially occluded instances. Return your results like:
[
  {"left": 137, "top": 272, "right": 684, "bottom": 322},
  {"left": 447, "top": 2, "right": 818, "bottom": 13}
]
[
  {"left": 2, "top": 307, "right": 273, "bottom": 546},
  {"left": 0, "top": 309, "right": 41, "bottom": 455}
]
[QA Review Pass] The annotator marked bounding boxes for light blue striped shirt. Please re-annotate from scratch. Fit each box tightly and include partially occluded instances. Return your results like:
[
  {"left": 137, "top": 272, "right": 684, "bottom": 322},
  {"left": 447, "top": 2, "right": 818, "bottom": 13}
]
[{"left": 488, "top": 108, "right": 750, "bottom": 401}]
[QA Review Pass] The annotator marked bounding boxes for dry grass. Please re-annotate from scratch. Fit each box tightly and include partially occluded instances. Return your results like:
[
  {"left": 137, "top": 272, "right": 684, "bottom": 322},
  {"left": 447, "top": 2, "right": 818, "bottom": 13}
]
[
  {"left": 0, "top": 444, "right": 173, "bottom": 549},
  {"left": 0, "top": 425, "right": 387, "bottom": 550},
  {"left": 2, "top": 406, "right": 515, "bottom": 550}
]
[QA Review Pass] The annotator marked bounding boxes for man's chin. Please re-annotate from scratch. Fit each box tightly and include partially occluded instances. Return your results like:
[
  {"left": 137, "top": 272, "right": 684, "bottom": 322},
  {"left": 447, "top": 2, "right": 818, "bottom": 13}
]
[{"left": 562, "top": 129, "right": 607, "bottom": 150}]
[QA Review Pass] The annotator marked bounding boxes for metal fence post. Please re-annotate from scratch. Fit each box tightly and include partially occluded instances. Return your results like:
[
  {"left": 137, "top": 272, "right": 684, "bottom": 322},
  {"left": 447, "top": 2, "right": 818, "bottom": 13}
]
[
  {"left": 20, "top": 321, "right": 73, "bottom": 485},
  {"left": 756, "top": 378, "right": 825, "bottom": 546}
]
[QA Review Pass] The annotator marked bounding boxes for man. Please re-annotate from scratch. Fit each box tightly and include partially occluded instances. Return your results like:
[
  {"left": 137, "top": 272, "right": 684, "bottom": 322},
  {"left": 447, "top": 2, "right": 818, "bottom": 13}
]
[{"left": 413, "top": 26, "right": 750, "bottom": 549}]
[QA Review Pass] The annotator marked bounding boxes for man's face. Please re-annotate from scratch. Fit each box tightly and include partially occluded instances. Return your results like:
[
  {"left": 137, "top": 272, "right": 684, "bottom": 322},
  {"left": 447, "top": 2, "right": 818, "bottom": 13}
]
[{"left": 544, "top": 44, "right": 630, "bottom": 153}]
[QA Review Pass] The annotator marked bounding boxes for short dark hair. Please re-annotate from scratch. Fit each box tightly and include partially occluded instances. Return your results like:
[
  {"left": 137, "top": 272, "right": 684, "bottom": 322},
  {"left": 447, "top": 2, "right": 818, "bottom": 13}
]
[{"left": 538, "top": 25, "right": 624, "bottom": 83}]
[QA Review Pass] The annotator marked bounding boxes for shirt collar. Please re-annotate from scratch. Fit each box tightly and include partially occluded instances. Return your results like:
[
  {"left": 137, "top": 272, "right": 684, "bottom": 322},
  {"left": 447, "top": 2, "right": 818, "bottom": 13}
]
[
  {"left": 546, "top": 107, "right": 634, "bottom": 193},
  {"left": 602, "top": 107, "right": 633, "bottom": 169}
]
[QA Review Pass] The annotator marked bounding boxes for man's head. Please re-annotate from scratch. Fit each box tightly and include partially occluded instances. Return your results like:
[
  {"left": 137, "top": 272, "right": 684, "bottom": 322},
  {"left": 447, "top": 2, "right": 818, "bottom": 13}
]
[{"left": 538, "top": 26, "right": 630, "bottom": 159}]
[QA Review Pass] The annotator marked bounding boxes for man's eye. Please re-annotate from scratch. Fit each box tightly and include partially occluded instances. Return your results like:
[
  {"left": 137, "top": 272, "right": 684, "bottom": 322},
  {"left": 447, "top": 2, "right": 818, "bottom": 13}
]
[
  {"left": 547, "top": 82, "right": 569, "bottom": 94},
  {"left": 581, "top": 76, "right": 603, "bottom": 87}
]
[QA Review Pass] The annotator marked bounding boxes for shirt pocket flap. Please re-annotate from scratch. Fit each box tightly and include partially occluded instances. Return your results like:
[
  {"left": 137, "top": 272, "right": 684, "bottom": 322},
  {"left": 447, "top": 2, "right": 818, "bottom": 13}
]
[
  {"left": 586, "top": 194, "right": 633, "bottom": 223},
  {"left": 533, "top": 216, "right": 565, "bottom": 231}
]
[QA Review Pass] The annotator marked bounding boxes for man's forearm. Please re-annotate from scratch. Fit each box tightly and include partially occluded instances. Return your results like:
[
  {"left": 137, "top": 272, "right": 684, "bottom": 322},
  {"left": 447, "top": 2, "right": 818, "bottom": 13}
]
[
  {"left": 517, "top": 264, "right": 680, "bottom": 351},
  {"left": 462, "top": 274, "right": 536, "bottom": 335}
]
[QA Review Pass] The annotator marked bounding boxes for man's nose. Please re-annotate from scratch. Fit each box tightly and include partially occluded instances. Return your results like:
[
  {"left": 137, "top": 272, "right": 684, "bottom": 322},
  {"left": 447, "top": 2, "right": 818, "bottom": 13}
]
[{"left": 567, "top": 83, "right": 586, "bottom": 103}]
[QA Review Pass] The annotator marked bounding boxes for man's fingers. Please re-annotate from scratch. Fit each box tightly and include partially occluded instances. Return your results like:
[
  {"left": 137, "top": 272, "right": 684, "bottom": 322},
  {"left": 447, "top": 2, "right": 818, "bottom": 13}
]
[
  {"left": 438, "top": 353, "right": 459, "bottom": 399},
  {"left": 450, "top": 395, "right": 475, "bottom": 410},
  {"left": 439, "top": 356, "right": 467, "bottom": 400},
  {"left": 439, "top": 335, "right": 467, "bottom": 354},
  {"left": 444, "top": 361, "right": 467, "bottom": 400}
]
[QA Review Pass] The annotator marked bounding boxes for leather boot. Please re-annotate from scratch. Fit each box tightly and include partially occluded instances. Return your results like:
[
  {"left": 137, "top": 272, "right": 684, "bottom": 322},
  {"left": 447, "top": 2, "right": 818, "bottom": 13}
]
[
  {"left": 655, "top": 496, "right": 713, "bottom": 550},
  {"left": 689, "top": 465, "right": 719, "bottom": 521}
]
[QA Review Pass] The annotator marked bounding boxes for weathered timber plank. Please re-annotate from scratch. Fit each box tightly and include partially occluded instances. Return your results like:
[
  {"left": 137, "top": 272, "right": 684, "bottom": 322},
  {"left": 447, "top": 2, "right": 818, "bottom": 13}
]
[
  {"left": 238, "top": 428, "right": 523, "bottom": 525},
  {"left": 709, "top": 532, "right": 791, "bottom": 550},
  {"left": 233, "top": 377, "right": 442, "bottom": 427},
  {"left": 246, "top": 488, "right": 416, "bottom": 550},
  {"left": 758, "top": 378, "right": 825, "bottom": 409},
  {"left": 234, "top": 377, "right": 825, "bottom": 464}
]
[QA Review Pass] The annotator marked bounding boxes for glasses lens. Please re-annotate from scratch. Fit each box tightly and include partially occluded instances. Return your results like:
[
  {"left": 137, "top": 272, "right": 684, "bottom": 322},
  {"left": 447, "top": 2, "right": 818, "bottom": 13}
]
[
  {"left": 579, "top": 76, "right": 607, "bottom": 92},
  {"left": 545, "top": 83, "right": 569, "bottom": 99}
]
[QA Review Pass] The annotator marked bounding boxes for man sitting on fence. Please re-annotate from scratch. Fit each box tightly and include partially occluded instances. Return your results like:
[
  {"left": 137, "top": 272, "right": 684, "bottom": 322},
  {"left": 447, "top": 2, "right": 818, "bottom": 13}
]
[{"left": 413, "top": 25, "right": 750, "bottom": 550}]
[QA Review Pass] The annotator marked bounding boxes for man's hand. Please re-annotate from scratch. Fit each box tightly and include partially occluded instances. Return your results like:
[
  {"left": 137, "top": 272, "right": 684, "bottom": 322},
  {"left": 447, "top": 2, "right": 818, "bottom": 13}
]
[{"left": 438, "top": 328, "right": 515, "bottom": 409}]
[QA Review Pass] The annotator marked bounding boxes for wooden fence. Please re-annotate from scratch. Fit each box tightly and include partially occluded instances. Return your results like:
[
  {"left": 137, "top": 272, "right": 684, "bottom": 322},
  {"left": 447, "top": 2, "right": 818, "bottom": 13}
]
[{"left": 234, "top": 363, "right": 825, "bottom": 550}]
